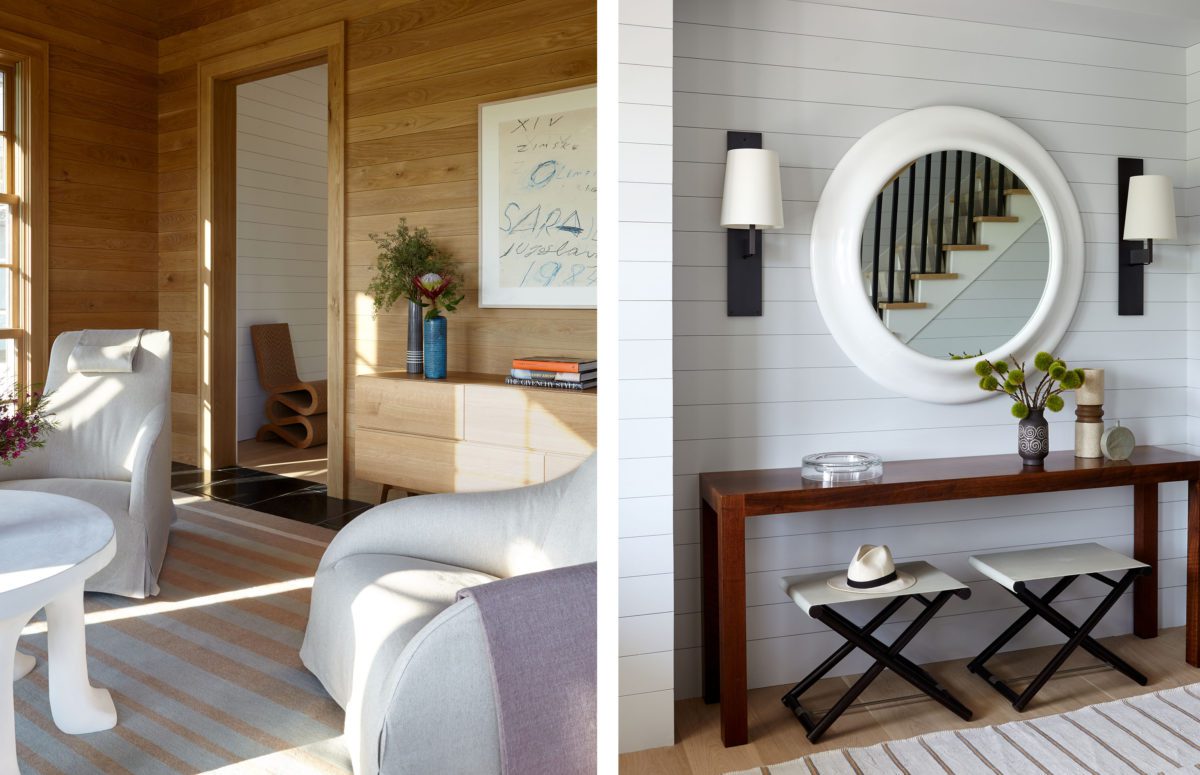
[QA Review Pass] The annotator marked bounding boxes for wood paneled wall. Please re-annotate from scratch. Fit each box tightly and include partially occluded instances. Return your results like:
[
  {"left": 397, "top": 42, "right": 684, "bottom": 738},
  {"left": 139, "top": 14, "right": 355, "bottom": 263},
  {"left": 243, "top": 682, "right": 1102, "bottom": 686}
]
[
  {"left": 156, "top": 0, "right": 597, "bottom": 474},
  {"left": 0, "top": 1, "right": 158, "bottom": 346}
]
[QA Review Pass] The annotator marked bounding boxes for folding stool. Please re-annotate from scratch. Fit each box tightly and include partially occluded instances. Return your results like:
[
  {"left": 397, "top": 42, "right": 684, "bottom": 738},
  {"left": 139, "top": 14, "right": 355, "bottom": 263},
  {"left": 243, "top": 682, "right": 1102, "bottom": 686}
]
[
  {"left": 779, "top": 561, "right": 973, "bottom": 742},
  {"left": 967, "top": 542, "right": 1149, "bottom": 711}
]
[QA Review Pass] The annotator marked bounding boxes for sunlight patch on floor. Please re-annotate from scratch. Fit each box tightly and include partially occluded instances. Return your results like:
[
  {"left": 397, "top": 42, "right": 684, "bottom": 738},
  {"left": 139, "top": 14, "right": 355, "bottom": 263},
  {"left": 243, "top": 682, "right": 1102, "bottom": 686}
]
[
  {"left": 199, "top": 735, "right": 350, "bottom": 774},
  {"left": 20, "top": 577, "right": 314, "bottom": 636}
]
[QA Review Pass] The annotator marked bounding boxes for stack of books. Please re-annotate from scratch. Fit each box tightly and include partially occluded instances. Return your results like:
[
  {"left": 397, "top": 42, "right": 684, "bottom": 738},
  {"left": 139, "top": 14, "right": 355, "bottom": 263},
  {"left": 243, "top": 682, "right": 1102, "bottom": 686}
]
[{"left": 507, "top": 356, "right": 597, "bottom": 391}]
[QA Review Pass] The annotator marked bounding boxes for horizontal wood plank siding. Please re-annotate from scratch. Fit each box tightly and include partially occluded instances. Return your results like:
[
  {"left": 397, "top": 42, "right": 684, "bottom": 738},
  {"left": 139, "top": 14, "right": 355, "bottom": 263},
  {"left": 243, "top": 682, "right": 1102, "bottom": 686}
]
[
  {"left": 0, "top": 1, "right": 159, "bottom": 348},
  {"left": 157, "top": 0, "right": 597, "bottom": 469}
]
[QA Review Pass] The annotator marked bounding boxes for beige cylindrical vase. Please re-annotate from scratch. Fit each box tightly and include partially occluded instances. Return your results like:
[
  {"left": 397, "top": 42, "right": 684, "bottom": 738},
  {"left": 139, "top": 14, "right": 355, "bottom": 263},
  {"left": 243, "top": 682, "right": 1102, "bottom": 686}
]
[{"left": 1074, "top": 368, "right": 1104, "bottom": 458}]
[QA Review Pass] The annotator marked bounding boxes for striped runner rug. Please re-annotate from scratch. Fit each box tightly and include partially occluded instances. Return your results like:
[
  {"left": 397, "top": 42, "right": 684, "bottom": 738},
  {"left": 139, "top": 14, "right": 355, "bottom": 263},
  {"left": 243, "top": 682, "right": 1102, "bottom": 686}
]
[
  {"left": 734, "top": 682, "right": 1200, "bottom": 774},
  {"left": 14, "top": 494, "right": 351, "bottom": 775}
]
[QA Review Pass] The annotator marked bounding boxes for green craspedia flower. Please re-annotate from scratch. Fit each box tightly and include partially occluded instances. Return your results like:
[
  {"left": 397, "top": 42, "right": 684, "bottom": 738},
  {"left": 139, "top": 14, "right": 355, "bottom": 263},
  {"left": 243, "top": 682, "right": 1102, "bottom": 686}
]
[
  {"left": 979, "top": 375, "right": 999, "bottom": 391},
  {"left": 1046, "top": 394, "right": 1065, "bottom": 412},
  {"left": 994, "top": 360, "right": 1009, "bottom": 374},
  {"left": 974, "top": 361, "right": 993, "bottom": 377},
  {"left": 1003, "top": 383, "right": 1017, "bottom": 395},
  {"left": 1012, "top": 403, "right": 1030, "bottom": 419},
  {"left": 1048, "top": 363, "right": 1067, "bottom": 380},
  {"left": 1034, "top": 352, "right": 1054, "bottom": 371},
  {"left": 1007, "top": 369, "right": 1025, "bottom": 386},
  {"left": 1074, "top": 368, "right": 1086, "bottom": 385},
  {"left": 1060, "top": 371, "right": 1082, "bottom": 390}
]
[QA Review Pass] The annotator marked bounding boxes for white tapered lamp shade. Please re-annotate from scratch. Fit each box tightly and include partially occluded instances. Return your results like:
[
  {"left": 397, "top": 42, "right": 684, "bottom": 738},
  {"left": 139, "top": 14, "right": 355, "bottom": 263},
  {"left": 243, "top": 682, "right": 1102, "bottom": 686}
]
[
  {"left": 720, "top": 148, "right": 784, "bottom": 229},
  {"left": 1123, "top": 175, "right": 1176, "bottom": 240}
]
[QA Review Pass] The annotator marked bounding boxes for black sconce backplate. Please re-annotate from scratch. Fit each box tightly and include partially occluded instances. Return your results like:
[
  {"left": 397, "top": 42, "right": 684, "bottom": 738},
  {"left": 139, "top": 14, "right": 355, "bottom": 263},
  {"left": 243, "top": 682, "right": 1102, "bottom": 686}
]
[
  {"left": 1117, "top": 156, "right": 1145, "bottom": 316},
  {"left": 727, "top": 130, "right": 763, "bottom": 317}
]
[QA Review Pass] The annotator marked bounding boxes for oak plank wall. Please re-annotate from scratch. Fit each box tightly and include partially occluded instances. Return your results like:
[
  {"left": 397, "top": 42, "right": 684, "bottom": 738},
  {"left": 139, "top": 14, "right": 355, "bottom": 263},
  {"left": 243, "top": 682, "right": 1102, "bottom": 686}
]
[
  {"left": 0, "top": 0, "right": 158, "bottom": 354},
  {"left": 155, "top": 0, "right": 598, "bottom": 472}
]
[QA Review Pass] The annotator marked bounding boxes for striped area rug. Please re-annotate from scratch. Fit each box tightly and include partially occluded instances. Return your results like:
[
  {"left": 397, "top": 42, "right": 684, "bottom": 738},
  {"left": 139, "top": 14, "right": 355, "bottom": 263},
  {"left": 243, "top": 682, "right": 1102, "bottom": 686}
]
[
  {"left": 14, "top": 495, "right": 351, "bottom": 775},
  {"left": 736, "top": 683, "right": 1200, "bottom": 774}
]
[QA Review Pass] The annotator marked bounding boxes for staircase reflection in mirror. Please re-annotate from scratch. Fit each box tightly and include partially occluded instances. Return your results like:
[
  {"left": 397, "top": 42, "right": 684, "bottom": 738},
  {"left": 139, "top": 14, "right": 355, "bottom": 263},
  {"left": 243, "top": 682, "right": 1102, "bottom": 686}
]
[{"left": 862, "top": 151, "right": 1048, "bottom": 359}]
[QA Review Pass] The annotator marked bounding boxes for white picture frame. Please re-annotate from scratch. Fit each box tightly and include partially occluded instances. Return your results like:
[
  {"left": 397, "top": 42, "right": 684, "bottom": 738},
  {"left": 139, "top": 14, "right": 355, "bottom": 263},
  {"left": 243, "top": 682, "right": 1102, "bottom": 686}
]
[{"left": 478, "top": 85, "right": 597, "bottom": 308}]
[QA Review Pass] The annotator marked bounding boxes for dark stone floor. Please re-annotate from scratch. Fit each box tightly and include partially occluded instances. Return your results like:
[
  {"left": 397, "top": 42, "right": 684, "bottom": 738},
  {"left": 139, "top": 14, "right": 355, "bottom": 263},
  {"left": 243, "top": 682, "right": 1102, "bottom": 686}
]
[{"left": 171, "top": 461, "right": 372, "bottom": 530}]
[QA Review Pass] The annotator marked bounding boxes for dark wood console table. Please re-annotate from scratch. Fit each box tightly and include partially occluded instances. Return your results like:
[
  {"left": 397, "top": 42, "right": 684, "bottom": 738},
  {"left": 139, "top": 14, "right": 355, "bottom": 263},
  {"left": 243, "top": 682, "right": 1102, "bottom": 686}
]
[{"left": 699, "top": 446, "right": 1200, "bottom": 747}]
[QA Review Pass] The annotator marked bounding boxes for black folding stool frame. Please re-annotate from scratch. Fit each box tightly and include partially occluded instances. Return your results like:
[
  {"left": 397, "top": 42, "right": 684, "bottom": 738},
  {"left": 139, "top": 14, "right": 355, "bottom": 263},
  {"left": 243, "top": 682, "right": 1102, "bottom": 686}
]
[
  {"left": 967, "top": 566, "right": 1150, "bottom": 711},
  {"left": 781, "top": 588, "right": 973, "bottom": 743}
]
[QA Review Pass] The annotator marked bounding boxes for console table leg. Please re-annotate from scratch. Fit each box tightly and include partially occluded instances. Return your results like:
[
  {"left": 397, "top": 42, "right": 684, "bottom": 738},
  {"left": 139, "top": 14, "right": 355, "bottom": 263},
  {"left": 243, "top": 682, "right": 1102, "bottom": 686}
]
[
  {"left": 1188, "top": 479, "right": 1200, "bottom": 666},
  {"left": 1133, "top": 483, "right": 1159, "bottom": 639},
  {"left": 717, "top": 498, "right": 748, "bottom": 747},
  {"left": 701, "top": 499, "right": 720, "bottom": 704}
]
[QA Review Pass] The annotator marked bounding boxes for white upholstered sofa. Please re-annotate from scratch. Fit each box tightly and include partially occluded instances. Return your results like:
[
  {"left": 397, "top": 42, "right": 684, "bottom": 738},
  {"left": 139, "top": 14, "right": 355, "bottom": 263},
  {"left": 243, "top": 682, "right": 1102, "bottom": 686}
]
[
  {"left": 300, "top": 455, "right": 596, "bottom": 775},
  {"left": 0, "top": 330, "right": 174, "bottom": 598}
]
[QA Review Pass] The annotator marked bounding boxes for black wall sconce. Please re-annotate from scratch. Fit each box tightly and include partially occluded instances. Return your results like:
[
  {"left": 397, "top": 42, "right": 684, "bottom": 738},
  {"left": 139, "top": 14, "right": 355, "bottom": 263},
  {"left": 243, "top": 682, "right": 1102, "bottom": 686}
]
[
  {"left": 720, "top": 131, "right": 783, "bottom": 316},
  {"left": 1117, "top": 158, "right": 1176, "bottom": 315}
]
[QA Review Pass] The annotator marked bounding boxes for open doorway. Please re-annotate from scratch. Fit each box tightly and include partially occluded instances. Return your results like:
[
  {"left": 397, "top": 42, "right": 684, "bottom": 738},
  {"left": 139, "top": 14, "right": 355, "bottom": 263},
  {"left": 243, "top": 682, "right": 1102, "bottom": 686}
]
[
  {"left": 195, "top": 24, "right": 347, "bottom": 502},
  {"left": 234, "top": 65, "right": 329, "bottom": 486}
]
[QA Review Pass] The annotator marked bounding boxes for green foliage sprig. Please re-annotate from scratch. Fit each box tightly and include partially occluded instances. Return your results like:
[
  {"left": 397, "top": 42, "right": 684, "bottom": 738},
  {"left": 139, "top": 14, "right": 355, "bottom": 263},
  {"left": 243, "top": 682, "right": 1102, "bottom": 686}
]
[
  {"left": 366, "top": 220, "right": 464, "bottom": 319},
  {"left": 953, "top": 351, "right": 1084, "bottom": 420}
]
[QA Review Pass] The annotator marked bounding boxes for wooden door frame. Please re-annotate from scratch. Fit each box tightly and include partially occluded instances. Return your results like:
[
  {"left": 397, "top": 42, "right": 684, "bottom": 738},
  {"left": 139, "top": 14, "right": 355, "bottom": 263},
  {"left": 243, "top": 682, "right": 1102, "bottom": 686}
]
[{"left": 196, "top": 23, "right": 346, "bottom": 496}]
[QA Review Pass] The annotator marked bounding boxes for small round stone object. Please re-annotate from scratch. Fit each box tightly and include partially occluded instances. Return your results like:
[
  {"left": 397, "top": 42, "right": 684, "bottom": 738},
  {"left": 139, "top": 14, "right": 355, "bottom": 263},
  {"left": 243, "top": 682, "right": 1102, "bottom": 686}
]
[{"left": 1100, "top": 423, "right": 1136, "bottom": 461}]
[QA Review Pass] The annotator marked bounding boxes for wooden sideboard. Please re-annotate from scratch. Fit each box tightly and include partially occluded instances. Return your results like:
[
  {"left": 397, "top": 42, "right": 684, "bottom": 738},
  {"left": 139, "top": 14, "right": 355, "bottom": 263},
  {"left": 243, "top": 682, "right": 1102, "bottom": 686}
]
[{"left": 354, "top": 371, "right": 595, "bottom": 496}]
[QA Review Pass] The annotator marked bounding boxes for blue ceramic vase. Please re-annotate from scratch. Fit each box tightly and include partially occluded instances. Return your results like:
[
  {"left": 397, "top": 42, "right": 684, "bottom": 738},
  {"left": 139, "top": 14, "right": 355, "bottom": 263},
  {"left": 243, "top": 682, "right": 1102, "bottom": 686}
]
[{"left": 423, "top": 314, "right": 447, "bottom": 380}]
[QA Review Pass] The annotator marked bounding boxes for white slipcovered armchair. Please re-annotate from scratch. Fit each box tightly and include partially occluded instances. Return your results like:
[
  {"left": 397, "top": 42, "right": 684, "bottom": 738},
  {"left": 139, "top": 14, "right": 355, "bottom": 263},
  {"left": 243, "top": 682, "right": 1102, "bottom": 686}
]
[
  {"left": 300, "top": 455, "right": 596, "bottom": 775},
  {"left": 0, "top": 330, "right": 174, "bottom": 598}
]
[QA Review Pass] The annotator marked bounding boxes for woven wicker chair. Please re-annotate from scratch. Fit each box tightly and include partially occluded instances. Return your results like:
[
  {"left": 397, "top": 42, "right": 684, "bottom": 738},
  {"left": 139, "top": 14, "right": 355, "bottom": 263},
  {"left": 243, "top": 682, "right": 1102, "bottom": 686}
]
[{"left": 250, "top": 323, "right": 328, "bottom": 449}]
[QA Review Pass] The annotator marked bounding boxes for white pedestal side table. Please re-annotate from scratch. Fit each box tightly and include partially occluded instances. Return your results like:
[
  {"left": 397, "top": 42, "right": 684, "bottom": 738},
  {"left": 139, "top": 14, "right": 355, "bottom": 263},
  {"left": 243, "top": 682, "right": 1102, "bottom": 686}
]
[{"left": 0, "top": 491, "right": 118, "bottom": 773}]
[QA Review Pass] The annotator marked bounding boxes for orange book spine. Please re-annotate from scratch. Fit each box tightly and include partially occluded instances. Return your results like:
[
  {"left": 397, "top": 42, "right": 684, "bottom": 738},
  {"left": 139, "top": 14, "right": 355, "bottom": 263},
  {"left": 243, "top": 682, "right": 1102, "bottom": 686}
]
[{"left": 512, "top": 359, "right": 588, "bottom": 373}]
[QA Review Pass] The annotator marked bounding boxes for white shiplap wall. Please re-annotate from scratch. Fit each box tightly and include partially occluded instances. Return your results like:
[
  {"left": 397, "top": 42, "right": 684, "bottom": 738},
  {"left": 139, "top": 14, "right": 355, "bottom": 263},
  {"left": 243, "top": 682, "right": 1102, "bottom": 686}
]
[
  {"left": 1188, "top": 44, "right": 1200, "bottom": 448},
  {"left": 672, "top": 0, "right": 1191, "bottom": 702},
  {"left": 235, "top": 66, "right": 329, "bottom": 441},
  {"left": 618, "top": 0, "right": 676, "bottom": 755}
]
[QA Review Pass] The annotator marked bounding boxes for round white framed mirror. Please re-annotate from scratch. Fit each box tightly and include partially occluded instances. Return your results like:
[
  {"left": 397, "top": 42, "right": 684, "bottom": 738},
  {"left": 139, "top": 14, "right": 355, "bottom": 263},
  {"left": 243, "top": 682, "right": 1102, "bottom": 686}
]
[{"left": 810, "top": 106, "right": 1084, "bottom": 404}]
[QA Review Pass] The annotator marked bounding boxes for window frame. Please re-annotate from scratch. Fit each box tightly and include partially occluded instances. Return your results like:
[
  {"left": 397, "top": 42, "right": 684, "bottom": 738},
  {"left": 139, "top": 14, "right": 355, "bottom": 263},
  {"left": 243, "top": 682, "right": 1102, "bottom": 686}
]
[
  {"left": 0, "top": 62, "right": 20, "bottom": 390},
  {"left": 0, "top": 34, "right": 48, "bottom": 393}
]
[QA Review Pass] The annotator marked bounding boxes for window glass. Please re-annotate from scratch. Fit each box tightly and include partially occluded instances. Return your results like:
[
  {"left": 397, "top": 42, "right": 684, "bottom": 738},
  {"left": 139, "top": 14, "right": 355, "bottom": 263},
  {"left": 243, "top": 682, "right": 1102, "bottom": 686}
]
[
  {"left": 0, "top": 338, "right": 12, "bottom": 393},
  {"left": 0, "top": 204, "right": 9, "bottom": 263},
  {"left": 0, "top": 268, "right": 8, "bottom": 328}
]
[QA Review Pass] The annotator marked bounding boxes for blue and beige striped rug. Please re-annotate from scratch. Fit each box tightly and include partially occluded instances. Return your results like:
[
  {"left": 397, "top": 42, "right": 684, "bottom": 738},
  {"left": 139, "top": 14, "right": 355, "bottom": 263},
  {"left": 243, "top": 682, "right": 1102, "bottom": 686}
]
[
  {"left": 738, "top": 683, "right": 1200, "bottom": 774},
  {"left": 14, "top": 495, "right": 350, "bottom": 774}
]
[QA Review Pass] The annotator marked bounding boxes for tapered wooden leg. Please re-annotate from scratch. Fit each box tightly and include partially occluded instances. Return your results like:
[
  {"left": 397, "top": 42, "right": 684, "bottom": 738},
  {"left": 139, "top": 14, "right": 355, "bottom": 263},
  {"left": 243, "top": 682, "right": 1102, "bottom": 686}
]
[
  {"left": 1187, "top": 478, "right": 1200, "bottom": 666},
  {"left": 717, "top": 498, "right": 748, "bottom": 747},
  {"left": 701, "top": 498, "right": 720, "bottom": 704},
  {"left": 1133, "top": 482, "right": 1158, "bottom": 639}
]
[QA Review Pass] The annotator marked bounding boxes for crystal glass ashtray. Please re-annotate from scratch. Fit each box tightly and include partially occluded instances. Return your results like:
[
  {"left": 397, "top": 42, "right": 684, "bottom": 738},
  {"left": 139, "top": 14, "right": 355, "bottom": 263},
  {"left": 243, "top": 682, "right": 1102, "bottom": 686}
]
[{"left": 801, "top": 452, "right": 883, "bottom": 485}]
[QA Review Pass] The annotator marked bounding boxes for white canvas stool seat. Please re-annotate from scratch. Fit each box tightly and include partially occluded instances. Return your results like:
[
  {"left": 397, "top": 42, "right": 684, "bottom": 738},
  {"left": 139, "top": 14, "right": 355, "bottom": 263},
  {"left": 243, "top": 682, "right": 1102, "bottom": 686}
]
[
  {"left": 968, "top": 542, "right": 1150, "bottom": 711},
  {"left": 777, "top": 561, "right": 973, "bottom": 742}
]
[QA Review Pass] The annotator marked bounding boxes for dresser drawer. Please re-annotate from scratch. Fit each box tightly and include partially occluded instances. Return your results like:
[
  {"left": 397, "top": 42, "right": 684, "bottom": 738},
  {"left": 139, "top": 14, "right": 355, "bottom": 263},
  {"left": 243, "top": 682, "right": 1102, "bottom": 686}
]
[
  {"left": 356, "top": 375, "right": 464, "bottom": 439},
  {"left": 464, "top": 384, "right": 596, "bottom": 455},
  {"left": 355, "top": 428, "right": 545, "bottom": 493}
]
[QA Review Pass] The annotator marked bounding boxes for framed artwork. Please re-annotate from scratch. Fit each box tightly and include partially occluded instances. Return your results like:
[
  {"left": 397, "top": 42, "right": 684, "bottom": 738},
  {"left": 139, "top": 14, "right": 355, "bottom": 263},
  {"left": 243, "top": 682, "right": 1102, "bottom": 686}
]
[{"left": 478, "top": 85, "right": 597, "bottom": 308}]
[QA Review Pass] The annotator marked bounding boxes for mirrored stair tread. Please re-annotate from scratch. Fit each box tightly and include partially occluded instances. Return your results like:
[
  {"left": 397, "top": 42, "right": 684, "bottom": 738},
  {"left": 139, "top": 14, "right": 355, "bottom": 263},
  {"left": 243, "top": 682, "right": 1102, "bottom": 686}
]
[
  {"left": 969, "top": 542, "right": 1146, "bottom": 592},
  {"left": 781, "top": 561, "right": 966, "bottom": 613}
]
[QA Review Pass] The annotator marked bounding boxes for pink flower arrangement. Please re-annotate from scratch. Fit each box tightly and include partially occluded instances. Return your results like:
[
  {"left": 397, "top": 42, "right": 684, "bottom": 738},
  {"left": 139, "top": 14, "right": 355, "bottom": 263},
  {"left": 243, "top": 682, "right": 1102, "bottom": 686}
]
[{"left": 0, "top": 386, "right": 55, "bottom": 465}]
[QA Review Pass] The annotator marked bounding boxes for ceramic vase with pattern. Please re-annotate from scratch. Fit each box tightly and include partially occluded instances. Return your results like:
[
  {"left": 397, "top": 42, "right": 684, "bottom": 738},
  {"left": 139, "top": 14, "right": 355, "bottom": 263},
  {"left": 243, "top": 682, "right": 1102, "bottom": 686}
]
[
  {"left": 406, "top": 300, "right": 424, "bottom": 374},
  {"left": 1018, "top": 408, "right": 1050, "bottom": 467},
  {"left": 423, "top": 313, "right": 447, "bottom": 380}
]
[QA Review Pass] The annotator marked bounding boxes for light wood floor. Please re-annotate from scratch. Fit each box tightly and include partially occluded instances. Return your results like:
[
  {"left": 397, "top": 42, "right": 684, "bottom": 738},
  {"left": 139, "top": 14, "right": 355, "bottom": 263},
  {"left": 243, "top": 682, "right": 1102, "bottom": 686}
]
[
  {"left": 619, "top": 626, "right": 1200, "bottom": 774},
  {"left": 236, "top": 438, "right": 326, "bottom": 485}
]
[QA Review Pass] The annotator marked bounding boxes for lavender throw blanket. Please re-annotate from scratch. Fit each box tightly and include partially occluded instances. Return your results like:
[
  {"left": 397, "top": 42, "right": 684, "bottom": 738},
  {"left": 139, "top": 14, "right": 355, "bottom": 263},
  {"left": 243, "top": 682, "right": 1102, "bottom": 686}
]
[{"left": 458, "top": 562, "right": 597, "bottom": 775}]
